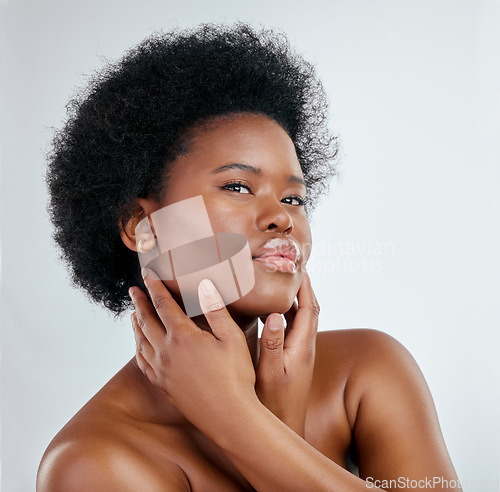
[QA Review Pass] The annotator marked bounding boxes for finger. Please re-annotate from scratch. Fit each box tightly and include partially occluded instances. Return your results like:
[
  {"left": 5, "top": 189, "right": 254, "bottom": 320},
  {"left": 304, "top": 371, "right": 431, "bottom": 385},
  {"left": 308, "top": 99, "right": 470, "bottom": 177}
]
[
  {"left": 129, "top": 285, "right": 168, "bottom": 347},
  {"left": 135, "top": 344, "right": 155, "bottom": 383},
  {"left": 140, "top": 268, "right": 194, "bottom": 336},
  {"left": 296, "top": 273, "right": 320, "bottom": 323},
  {"left": 283, "top": 273, "right": 319, "bottom": 351},
  {"left": 131, "top": 311, "right": 156, "bottom": 363},
  {"left": 257, "top": 313, "right": 285, "bottom": 377},
  {"left": 198, "top": 278, "right": 237, "bottom": 340},
  {"left": 260, "top": 299, "right": 297, "bottom": 329},
  {"left": 283, "top": 300, "right": 298, "bottom": 334}
]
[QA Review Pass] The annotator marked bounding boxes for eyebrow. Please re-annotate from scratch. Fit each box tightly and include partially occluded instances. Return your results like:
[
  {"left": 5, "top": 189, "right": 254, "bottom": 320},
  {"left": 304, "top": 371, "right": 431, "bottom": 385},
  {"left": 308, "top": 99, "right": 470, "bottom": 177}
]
[{"left": 211, "top": 163, "right": 306, "bottom": 187}]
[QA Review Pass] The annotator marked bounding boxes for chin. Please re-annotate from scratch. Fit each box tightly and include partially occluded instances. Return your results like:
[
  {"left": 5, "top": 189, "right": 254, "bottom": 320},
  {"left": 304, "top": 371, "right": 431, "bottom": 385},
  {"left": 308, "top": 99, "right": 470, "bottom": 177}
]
[
  {"left": 162, "top": 267, "right": 303, "bottom": 319},
  {"left": 227, "top": 296, "right": 294, "bottom": 319},
  {"left": 227, "top": 273, "right": 301, "bottom": 318}
]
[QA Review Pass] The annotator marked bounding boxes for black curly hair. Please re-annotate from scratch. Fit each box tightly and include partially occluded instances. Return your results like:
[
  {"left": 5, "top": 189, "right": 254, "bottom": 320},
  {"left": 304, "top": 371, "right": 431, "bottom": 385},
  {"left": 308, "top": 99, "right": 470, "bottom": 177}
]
[{"left": 46, "top": 23, "right": 338, "bottom": 316}]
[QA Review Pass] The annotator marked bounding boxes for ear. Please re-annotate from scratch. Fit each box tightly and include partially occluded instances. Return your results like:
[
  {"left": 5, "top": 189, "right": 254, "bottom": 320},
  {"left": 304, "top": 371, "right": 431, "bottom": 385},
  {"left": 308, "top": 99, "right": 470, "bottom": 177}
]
[{"left": 119, "top": 198, "right": 160, "bottom": 252}]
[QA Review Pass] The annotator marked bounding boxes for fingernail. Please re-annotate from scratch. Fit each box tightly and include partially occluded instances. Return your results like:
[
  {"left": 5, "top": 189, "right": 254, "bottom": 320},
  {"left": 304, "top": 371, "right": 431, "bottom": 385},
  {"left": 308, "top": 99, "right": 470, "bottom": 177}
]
[
  {"left": 141, "top": 268, "right": 149, "bottom": 280},
  {"left": 199, "top": 278, "right": 216, "bottom": 296},
  {"left": 128, "top": 287, "right": 135, "bottom": 300},
  {"left": 268, "top": 314, "right": 282, "bottom": 331},
  {"left": 198, "top": 279, "right": 225, "bottom": 311}
]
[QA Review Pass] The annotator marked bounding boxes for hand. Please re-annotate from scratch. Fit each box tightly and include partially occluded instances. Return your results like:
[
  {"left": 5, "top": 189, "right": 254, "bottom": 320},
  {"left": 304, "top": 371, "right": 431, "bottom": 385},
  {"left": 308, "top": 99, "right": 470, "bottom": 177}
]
[
  {"left": 129, "top": 268, "right": 257, "bottom": 434},
  {"left": 255, "top": 273, "right": 319, "bottom": 437}
]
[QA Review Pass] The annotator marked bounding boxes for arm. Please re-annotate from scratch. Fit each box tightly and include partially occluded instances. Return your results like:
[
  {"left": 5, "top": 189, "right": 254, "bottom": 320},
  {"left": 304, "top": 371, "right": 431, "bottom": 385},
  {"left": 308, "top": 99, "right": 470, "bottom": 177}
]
[
  {"left": 199, "top": 331, "right": 462, "bottom": 492},
  {"left": 255, "top": 275, "right": 318, "bottom": 438},
  {"left": 130, "top": 269, "right": 384, "bottom": 491},
  {"left": 198, "top": 394, "right": 379, "bottom": 491},
  {"left": 204, "top": 332, "right": 462, "bottom": 491},
  {"left": 131, "top": 270, "right": 460, "bottom": 491},
  {"left": 343, "top": 329, "right": 461, "bottom": 490}
]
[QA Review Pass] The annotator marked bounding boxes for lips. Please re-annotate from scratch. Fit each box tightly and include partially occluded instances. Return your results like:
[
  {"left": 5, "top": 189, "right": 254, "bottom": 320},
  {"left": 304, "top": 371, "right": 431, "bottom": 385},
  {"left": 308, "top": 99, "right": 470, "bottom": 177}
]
[{"left": 252, "top": 237, "right": 300, "bottom": 273}]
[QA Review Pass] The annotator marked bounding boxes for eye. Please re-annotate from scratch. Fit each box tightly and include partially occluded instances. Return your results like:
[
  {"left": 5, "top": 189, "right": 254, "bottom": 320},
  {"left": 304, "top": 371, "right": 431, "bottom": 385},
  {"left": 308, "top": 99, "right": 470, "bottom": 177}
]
[
  {"left": 222, "top": 181, "right": 252, "bottom": 194},
  {"left": 282, "top": 195, "right": 305, "bottom": 206}
]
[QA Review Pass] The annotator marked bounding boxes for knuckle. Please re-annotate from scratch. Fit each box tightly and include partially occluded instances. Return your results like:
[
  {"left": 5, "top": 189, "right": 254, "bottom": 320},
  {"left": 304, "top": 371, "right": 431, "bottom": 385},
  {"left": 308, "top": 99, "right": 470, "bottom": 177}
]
[
  {"left": 135, "top": 311, "right": 147, "bottom": 329},
  {"left": 136, "top": 337, "right": 144, "bottom": 353},
  {"left": 205, "top": 306, "right": 228, "bottom": 323},
  {"left": 264, "top": 338, "right": 283, "bottom": 351},
  {"left": 307, "top": 302, "right": 320, "bottom": 317},
  {"left": 168, "top": 332, "right": 183, "bottom": 345},
  {"left": 159, "top": 350, "right": 170, "bottom": 364},
  {"left": 221, "top": 329, "right": 243, "bottom": 346},
  {"left": 207, "top": 302, "right": 226, "bottom": 314},
  {"left": 152, "top": 294, "right": 168, "bottom": 312}
]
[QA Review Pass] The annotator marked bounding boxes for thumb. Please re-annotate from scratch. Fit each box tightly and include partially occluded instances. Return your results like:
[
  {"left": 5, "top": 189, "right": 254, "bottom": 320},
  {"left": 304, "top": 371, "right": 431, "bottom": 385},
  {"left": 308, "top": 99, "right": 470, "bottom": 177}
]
[{"left": 257, "top": 313, "right": 285, "bottom": 376}]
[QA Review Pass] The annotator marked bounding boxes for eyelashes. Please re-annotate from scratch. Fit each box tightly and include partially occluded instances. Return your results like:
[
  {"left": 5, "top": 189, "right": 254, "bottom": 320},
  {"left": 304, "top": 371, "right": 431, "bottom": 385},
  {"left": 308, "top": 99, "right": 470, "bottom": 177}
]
[
  {"left": 282, "top": 195, "right": 305, "bottom": 206},
  {"left": 221, "top": 180, "right": 305, "bottom": 206},
  {"left": 222, "top": 180, "right": 252, "bottom": 194}
]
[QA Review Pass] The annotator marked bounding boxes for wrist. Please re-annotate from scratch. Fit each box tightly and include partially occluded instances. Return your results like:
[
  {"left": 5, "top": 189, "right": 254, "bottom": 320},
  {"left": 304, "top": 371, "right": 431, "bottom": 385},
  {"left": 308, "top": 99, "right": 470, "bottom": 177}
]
[
  {"left": 206, "top": 392, "right": 266, "bottom": 451},
  {"left": 195, "top": 392, "right": 267, "bottom": 449},
  {"left": 260, "top": 402, "right": 307, "bottom": 438}
]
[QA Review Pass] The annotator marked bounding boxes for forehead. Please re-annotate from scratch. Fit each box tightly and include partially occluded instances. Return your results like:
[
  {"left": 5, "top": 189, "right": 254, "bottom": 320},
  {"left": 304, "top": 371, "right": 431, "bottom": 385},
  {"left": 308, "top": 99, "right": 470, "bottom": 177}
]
[{"left": 169, "top": 113, "right": 303, "bottom": 178}]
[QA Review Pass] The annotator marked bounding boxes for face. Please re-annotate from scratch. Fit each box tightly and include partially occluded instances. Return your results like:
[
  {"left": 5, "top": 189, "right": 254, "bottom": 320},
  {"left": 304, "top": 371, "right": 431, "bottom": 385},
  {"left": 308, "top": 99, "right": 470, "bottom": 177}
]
[{"left": 154, "top": 113, "right": 312, "bottom": 318}]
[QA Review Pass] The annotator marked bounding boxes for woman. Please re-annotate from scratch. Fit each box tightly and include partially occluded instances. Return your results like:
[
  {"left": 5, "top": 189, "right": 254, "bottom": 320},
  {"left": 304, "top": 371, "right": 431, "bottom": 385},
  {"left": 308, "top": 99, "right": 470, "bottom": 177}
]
[{"left": 37, "top": 23, "right": 461, "bottom": 491}]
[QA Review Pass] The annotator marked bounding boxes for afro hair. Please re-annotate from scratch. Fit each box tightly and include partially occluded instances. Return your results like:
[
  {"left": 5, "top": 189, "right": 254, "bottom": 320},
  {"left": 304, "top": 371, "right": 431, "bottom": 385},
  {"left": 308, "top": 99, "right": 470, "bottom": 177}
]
[{"left": 46, "top": 23, "right": 338, "bottom": 316}]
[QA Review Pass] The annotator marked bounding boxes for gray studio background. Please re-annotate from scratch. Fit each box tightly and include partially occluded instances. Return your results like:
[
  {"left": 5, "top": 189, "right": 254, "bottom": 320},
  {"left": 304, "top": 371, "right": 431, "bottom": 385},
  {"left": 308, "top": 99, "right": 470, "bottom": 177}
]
[{"left": 1, "top": 0, "right": 499, "bottom": 490}]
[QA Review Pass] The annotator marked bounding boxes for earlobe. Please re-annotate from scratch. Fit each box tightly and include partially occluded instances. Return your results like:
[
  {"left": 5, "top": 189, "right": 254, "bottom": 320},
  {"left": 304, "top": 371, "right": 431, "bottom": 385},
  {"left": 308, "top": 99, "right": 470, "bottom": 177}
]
[
  {"left": 119, "top": 198, "right": 160, "bottom": 252},
  {"left": 119, "top": 213, "right": 142, "bottom": 252}
]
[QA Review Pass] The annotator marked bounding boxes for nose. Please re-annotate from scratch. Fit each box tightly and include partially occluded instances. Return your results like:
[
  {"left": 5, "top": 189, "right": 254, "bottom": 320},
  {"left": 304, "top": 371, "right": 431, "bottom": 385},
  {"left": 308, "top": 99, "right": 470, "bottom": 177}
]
[{"left": 255, "top": 196, "right": 293, "bottom": 234}]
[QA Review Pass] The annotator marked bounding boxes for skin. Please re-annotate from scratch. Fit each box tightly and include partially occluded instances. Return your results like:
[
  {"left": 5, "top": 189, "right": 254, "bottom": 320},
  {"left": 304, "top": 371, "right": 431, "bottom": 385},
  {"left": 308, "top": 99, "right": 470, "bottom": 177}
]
[{"left": 37, "top": 114, "right": 461, "bottom": 491}]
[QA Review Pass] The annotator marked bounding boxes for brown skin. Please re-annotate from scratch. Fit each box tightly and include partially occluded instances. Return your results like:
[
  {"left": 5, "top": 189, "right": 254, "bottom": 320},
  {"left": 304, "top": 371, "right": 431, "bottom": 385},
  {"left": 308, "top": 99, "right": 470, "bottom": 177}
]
[{"left": 37, "top": 114, "right": 461, "bottom": 491}]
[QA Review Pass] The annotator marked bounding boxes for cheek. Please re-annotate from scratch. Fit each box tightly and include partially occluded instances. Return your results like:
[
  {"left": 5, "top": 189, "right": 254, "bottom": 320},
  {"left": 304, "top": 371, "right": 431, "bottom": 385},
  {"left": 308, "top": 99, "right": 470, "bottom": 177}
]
[
  {"left": 297, "top": 219, "right": 312, "bottom": 264},
  {"left": 204, "top": 199, "right": 248, "bottom": 234},
  {"left": 302, "top": 240, "right": 313, "bottom": 265}
]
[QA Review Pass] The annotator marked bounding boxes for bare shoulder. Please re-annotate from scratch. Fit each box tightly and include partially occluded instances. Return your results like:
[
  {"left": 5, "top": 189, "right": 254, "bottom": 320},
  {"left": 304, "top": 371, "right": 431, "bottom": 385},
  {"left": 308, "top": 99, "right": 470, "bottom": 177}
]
[
  {"left": 37, "top": 420, "right": 189, "bottom": 492},
  {"left": 315, "top": 328, "right": 417, "bottom": 376},
  {"left": 314, "top": 328, "right": 414, "bottom": 379},
  {"left": 315, "top": 329, "right": 458, "bottom": 483},
  {"left": 315, "top": 327, "right": 408, "bottom": 359},
  {"left": 314, "top": 328, "right": 428, "bottom": 424}
]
